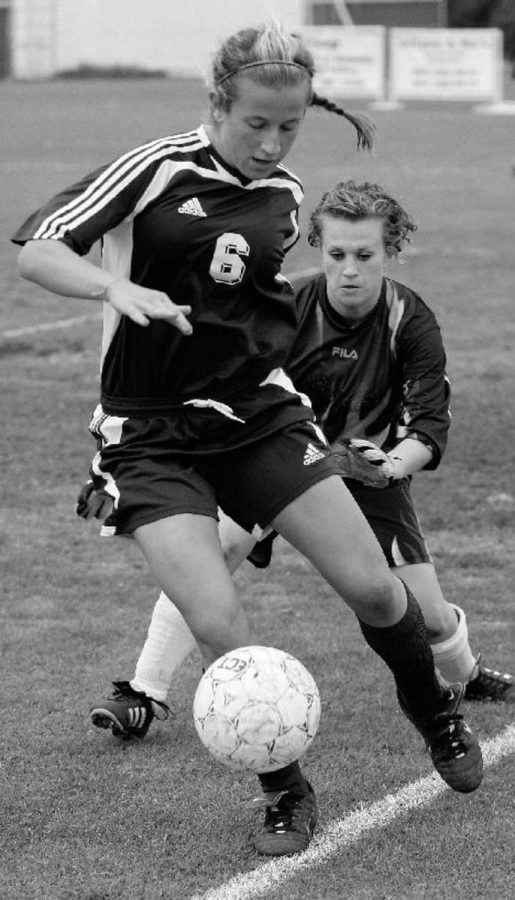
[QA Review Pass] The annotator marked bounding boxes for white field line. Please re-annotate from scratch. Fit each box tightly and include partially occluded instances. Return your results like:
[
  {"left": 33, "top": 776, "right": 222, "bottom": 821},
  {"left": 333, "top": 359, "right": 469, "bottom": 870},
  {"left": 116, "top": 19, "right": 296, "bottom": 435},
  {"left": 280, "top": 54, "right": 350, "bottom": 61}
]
[
  {"left": 2, "top": 313, "right": 102, "bottom": 339},
  {"left": 1, "top": 268, "right": 322, "bottom": 342},
  {"left": 194, "top": 723, "right": 515, "bottom": 900}
]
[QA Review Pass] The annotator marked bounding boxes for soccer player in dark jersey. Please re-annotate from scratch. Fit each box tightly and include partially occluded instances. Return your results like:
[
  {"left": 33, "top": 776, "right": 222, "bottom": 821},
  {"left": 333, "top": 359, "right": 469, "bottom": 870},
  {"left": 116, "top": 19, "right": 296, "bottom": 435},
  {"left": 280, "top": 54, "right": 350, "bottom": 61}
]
[
  {"left": 97, "top": 181, "right": 513, "bottom": 723},
  {"left": 13, "top": 24, "right": 483, "bottom": 858}
]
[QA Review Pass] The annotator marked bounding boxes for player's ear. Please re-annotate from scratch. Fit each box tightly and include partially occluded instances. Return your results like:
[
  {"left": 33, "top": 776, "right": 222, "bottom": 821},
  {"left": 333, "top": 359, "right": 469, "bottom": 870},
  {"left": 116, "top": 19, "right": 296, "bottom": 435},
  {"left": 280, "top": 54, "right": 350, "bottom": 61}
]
[{"left": 208, "top": 90, "right": 224, "bottom": 124}]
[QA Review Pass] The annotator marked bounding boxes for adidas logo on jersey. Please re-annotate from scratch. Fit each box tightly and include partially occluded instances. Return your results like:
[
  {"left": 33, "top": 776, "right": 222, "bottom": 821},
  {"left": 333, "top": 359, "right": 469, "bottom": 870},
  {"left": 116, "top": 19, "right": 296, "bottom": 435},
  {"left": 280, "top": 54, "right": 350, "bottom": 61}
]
[
  {"left": 178, "top": 197, "right": 207, "bottom": 217},
  {"left": 303, "top": 443, "right": 325, "bottom": 466}
]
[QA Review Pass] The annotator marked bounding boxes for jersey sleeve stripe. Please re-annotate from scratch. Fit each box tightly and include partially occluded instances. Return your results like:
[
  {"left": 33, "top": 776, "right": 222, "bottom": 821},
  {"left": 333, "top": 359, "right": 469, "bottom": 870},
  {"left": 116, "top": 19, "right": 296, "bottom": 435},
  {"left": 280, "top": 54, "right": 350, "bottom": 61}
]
[
  {"left": 385, "top": 279, "right": 405, "bottom": 356},
  {"left": 32, "top": 131, "right": 207, "bottom": 240}
]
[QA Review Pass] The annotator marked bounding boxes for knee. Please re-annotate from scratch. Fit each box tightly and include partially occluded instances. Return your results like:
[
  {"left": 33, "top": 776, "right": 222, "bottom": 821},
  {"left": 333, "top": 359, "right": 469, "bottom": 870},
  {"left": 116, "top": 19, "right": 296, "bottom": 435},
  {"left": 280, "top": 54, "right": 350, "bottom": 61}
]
[
  {"left": 191, "top": 602, "right": 250, "bottom": 664},
  {"left": 348, "top": 571, "right": 403, "bottom": 626},
  {"left": 422, "top": 605, "right": 459, "bottom": 643}
]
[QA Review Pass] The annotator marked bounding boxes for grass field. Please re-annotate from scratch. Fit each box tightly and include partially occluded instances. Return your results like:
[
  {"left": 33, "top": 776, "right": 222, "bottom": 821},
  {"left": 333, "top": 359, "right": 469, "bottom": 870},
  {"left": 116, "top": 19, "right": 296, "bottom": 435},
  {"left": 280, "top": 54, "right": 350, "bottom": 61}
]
[{"left": 1, "top": 76, "right": 515, "bottom": 900}]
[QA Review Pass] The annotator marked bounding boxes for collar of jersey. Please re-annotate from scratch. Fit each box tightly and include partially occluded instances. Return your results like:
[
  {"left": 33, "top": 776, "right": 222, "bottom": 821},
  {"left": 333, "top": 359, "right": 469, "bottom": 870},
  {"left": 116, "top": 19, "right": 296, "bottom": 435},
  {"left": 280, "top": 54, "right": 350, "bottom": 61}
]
[
  {"left": 198, "top": 123, "right": 279, "bottom": 187},
  {"left": 321, "top": 277, "right": 387, "bottom": 332}
]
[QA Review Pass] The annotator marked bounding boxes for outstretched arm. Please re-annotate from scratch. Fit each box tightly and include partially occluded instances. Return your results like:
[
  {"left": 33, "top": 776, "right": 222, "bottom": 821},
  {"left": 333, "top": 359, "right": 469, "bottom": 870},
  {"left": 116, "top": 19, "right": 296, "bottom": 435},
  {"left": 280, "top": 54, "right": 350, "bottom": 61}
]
[{"left": 17, "top": 240, "right": 192, "bottom": 334}]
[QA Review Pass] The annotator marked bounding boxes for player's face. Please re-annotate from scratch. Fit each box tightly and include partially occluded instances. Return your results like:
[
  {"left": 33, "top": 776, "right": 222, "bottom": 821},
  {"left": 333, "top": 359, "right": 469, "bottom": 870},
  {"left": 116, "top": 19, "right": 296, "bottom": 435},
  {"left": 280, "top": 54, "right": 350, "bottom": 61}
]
[
  {"left": 320, "top": 216, "right": 386, "bottom": 320},
  {"left": 209, "top": 77, "right": 309, "bottom": 180}
]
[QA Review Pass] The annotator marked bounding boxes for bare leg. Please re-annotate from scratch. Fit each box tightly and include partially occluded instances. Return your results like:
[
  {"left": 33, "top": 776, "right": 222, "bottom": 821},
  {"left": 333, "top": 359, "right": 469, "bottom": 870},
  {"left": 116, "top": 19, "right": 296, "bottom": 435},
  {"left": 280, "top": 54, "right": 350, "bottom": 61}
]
[
  {"left": 274, "top": 477, "right": 407, "bottom": 624},
  {"left": 273, "top": 476, "right": 445, "bottom": 718},
  {"left": 130, "top": 512, "right": 255, "bottom": 699},
  {"left": 134, "top": 513, "right": 250, "bottom": 666}
]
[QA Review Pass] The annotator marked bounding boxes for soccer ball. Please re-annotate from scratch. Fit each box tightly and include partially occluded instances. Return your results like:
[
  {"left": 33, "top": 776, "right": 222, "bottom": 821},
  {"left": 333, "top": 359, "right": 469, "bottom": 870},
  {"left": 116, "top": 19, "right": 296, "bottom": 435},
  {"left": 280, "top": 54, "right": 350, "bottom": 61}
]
[{"left": 192, "top": 645, "right": 321, "bottom": 773}]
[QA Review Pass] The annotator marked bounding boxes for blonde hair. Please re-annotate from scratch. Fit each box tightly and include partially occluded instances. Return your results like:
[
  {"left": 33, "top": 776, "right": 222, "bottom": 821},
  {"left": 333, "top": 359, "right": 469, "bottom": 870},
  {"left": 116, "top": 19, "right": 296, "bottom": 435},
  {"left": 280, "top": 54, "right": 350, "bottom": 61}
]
[
  {"left": 308, "top": 180, "right": 417, "bottom": 257},
  {"left": 210, "top": 22, "right": 375, "bottom": 152}
]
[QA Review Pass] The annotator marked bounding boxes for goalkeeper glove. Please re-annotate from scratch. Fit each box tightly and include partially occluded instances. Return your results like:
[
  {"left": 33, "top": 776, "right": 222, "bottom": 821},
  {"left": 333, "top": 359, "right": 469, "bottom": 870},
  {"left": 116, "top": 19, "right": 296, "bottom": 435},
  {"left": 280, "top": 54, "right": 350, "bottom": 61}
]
[
  {"left": 332, "top": 438, "right": 398, "bottom": 488},
  {"left": 76, "top": 479, "right": 114, "bottom": 520}
]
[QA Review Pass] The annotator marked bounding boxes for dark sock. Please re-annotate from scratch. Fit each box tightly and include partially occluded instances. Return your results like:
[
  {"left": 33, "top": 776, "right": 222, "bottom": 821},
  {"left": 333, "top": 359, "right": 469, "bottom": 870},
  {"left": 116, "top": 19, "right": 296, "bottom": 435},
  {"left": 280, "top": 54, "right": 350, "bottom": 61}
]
[
  {"left": 358, "top": 585, "right": 445, "bottom": 717},
  {"left": 258, "top": 761, "right": 308, "bottom": 796}
]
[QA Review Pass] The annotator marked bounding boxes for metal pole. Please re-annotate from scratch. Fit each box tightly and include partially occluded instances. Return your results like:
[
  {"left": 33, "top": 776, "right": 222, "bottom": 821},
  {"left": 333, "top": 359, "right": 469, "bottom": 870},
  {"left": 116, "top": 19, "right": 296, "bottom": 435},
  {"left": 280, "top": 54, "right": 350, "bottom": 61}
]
[{"left": 333, "top": 1, "right": 354, "bottom": 27}]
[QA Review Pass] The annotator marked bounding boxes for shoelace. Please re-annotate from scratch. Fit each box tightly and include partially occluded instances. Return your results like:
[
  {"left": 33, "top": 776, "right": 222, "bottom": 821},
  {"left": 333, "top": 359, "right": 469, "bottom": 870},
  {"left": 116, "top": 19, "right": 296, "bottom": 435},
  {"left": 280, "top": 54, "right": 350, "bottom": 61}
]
[
  {"left": 245, "top": 789, "right": 307, "bottom": 829},
  {"left": 267, "top": 792, "right": 314, "bottom": 835},
  {"left": 433, "top": 714, "right": 468, "bottom": 759}
]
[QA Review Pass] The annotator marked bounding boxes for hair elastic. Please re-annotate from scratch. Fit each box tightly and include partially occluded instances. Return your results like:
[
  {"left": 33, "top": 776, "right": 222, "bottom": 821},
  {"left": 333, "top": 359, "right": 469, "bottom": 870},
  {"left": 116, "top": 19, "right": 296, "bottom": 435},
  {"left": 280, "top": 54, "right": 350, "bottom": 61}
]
[{"left": 216, "top": 60, "right": 310, "bottom": 86}]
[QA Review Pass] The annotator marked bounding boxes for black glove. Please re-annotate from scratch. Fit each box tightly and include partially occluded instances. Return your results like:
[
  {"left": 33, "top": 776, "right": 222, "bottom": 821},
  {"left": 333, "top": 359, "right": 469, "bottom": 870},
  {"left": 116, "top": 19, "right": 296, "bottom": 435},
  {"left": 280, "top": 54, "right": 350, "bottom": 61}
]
[{"left": 76, "top": 479, "right": 114, "bottom": 520}]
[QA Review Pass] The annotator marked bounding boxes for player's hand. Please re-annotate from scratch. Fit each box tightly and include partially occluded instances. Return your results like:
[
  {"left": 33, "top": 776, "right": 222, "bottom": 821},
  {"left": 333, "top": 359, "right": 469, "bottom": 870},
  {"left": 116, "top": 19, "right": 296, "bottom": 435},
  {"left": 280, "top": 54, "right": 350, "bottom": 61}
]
[
  {"left": 331, "top": 438, "right": 395, "bottom": 488},
  {"left": 76, "top": 480, "right": 113, "bottom": 520},
  {"left": 104, "top": 280, "right": 192, "bottom": 334}
]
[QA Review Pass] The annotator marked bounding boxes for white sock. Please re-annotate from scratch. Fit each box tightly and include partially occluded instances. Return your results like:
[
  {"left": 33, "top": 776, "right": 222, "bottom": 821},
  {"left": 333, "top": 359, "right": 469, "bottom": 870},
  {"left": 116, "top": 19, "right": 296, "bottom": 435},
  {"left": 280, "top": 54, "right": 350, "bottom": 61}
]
[
  {"left": 431, "top": 604, "right": 477, "bottom": 685},
  {"left": 131, "top": 591, "right": 197, "bottom": 703}
]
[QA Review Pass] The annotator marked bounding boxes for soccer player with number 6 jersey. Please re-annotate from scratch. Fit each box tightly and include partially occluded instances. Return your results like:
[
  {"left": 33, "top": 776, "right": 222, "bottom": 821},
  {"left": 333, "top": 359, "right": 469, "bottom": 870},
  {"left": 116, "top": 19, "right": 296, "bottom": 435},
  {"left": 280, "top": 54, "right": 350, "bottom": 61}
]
[{"left": 13, "top": 23, "right": 484, "bottom": 858}]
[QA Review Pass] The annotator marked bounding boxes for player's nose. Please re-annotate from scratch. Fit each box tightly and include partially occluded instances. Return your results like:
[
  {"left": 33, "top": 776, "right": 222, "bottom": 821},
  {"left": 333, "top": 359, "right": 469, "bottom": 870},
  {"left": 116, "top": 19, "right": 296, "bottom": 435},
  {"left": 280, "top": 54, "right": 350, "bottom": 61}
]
[{"left": 259, "top": 130, "right": 281, "bottom": 157}]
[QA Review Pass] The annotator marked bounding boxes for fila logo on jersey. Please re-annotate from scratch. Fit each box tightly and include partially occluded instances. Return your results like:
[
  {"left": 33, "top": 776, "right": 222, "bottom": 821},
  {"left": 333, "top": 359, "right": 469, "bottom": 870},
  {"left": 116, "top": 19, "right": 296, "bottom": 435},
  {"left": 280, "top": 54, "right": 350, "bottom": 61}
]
[
  {"left": 178, "top": 197, "right": 207, "bottom": 217},
  {"left": 303, "top": 443, "right": 326, "bottom": 466},
  {"left": 332, "top": 347, "right": 358, "bottom": 360}
]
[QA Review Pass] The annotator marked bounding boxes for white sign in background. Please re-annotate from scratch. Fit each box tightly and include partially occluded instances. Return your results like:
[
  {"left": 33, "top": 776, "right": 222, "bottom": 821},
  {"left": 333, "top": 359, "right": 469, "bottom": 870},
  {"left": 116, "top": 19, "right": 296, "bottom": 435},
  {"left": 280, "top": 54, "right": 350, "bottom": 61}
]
[
  {"left": 302, "top": 26, "right": 386, "bottom": 101},
  {"left": 388, "top": 28, "right": 503, "bottom": 102}
]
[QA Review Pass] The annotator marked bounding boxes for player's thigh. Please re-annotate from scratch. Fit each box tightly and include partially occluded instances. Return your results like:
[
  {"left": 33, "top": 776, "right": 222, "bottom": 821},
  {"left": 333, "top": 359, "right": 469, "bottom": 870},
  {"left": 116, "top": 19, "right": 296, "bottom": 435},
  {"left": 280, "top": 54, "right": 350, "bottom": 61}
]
[
  {"left": 134, "top": 513, "right": 250, "bottom": 657},
  {"left": 272, "top": 475, "right": 402, "bottom": 619},
  {"left": 392, "top": 562, "right": 457, "bottom": 640}
]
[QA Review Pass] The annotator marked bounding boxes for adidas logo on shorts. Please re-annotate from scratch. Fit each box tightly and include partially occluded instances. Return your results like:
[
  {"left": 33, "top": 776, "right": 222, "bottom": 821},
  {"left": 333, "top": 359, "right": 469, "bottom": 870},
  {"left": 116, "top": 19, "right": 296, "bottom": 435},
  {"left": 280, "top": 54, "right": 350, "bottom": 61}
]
[
  {"left": 303, "top": 443, "right": 325, "bottom": 465},
  {"left": 178, "top": 197, "right": 207, "bottom": 217}
]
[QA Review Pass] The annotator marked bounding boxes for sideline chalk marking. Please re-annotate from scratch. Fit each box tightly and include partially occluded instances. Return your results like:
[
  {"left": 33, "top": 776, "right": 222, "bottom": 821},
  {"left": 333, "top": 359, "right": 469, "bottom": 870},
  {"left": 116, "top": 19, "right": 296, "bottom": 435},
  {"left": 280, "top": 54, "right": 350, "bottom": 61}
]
[
  {"left": 2, "top": 313, "right": 102, "bottom": 340},
  {"left": 195, "top": 723, "right": 515, "bottom": 900}
]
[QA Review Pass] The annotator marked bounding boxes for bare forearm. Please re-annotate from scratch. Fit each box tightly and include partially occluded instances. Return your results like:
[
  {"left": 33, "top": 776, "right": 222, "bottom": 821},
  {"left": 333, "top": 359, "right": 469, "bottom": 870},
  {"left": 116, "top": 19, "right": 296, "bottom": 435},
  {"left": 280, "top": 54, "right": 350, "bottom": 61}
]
[
  {"left": 17, "top": 239, "right": 121, "bottom": 301},
  {"left": 17, "top": 238, "right": 193, "bottom": 334}
]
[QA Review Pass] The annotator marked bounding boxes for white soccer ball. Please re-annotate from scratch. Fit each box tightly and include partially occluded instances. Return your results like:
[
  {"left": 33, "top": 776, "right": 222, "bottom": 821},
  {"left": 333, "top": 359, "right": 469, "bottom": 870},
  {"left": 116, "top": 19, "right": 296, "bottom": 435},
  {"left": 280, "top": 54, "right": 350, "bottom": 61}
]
[{"left": 193, "top": 645, "right": 321, "bottom": 773}]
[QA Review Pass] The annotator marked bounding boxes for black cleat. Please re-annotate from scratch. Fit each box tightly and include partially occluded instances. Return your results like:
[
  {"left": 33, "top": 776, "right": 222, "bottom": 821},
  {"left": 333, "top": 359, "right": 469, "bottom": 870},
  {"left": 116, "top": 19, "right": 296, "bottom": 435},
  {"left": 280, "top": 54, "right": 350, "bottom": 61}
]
[
  {"left": 399, "top": 683, "right": 483, "bottom": 793},
  {"left": 89, "top": 680, "right": 169, "bottom": 740},
  {"left": 465, "top": 656, "right": 514, "bottom": 703},
  {"left": 252, "top": 783, "right": 318, "bottom": 856}
]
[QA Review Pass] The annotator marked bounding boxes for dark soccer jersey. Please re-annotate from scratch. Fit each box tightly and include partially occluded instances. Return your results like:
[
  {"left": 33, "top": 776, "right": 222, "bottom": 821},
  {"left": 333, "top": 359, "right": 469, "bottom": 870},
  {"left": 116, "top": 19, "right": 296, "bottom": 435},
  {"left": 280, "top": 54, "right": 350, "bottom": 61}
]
[
  {"left": 12, "top": 126, "right": 306, "bottom": 423},
  {"left": 286, "top": 274, "right": 450, "bottom": 467}
]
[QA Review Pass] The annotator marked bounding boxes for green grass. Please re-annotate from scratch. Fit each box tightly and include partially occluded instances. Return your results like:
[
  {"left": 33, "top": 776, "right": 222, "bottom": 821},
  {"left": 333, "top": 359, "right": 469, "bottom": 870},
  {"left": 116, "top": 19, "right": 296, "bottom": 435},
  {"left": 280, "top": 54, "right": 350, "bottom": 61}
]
[{"left": 1, "top": 78, "right": 515, "bottom": 899}]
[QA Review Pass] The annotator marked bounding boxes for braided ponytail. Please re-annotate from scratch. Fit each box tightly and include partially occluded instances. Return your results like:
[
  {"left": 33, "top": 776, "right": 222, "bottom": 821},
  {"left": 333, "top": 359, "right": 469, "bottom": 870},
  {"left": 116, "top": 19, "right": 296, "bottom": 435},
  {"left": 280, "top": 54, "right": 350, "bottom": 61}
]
[{"left": 311, "top": 93, "right": 375, "bottom": 152}]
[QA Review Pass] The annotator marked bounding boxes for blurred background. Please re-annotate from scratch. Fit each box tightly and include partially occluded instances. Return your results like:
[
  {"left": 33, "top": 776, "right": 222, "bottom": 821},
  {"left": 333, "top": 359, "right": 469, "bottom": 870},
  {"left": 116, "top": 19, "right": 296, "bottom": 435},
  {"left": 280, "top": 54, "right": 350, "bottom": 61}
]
[{"left": 1, "top": 1, "right": 514, "bottom": 85}]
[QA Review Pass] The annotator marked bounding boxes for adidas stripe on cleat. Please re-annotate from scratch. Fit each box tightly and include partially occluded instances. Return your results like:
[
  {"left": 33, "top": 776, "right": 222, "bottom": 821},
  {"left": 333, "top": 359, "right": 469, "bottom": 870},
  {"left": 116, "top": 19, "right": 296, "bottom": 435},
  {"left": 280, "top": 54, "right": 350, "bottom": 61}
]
[
  {"left": 398, "top": 682, "right": 483, "bottom": 793},
  {"left": 89, "top": 680, "right": 169, "bottom": 740},
  {"left": 465, "top": 654, "right": 514, "bottom": 703}
]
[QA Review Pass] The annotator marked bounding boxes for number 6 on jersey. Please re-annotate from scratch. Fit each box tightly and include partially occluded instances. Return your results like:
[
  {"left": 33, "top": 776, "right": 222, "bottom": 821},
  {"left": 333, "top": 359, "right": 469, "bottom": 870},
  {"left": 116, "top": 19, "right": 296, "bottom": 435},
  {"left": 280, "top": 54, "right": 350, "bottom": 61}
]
[{"left": 210, "top": 232, "right": 250, "bottom": 285}]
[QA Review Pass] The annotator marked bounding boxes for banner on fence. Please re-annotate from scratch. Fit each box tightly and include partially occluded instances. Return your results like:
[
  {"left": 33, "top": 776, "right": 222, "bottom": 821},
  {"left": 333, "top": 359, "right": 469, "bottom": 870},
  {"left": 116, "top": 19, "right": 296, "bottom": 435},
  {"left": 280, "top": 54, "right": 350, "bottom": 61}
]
[
  {"left": 387, "top": 28, "right": 503, "bottom": 102},
  {"left": 302, "top": 26, "right": 386, "bottom": 100}
]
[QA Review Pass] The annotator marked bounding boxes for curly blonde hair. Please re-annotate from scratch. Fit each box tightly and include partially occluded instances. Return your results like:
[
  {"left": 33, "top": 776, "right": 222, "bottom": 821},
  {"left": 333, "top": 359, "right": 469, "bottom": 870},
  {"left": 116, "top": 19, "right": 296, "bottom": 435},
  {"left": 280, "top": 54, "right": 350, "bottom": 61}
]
[{"left": 308, "top": 180, "right": 417, "bottom": 257}]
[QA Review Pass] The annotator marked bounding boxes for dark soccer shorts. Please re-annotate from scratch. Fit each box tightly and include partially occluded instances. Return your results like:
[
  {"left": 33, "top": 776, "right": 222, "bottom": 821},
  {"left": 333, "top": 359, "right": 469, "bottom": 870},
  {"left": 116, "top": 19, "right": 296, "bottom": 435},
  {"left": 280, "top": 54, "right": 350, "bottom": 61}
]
[
  {"left": 85, "top": 407, "right": 339, "bottom": 537},
  {"left": 345, "top": 477, "right": 432, "bottom": 567}
]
